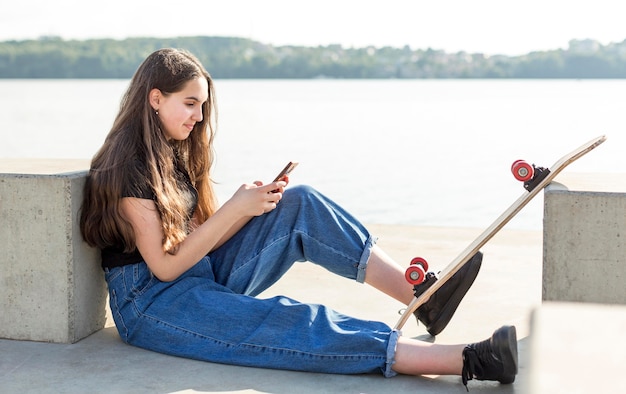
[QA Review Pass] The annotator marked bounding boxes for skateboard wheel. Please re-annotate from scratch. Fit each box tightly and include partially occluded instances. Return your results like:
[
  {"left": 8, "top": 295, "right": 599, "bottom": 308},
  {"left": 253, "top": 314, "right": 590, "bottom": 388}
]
[
  {"left": 405, "top": 265, "right": 426, "bottom": 285},
  {"left": 511, "top": 160, "right": 534, "bottom": 182},
  {"left": 409, "top": 257, "right": 429, "bottom": 272}
]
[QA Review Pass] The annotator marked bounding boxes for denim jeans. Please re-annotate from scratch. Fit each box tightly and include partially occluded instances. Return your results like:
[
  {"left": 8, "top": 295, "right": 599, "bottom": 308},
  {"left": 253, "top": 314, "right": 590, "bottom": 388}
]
[{"left": 105, "top": 185, "right": 400, "bottom": 377}]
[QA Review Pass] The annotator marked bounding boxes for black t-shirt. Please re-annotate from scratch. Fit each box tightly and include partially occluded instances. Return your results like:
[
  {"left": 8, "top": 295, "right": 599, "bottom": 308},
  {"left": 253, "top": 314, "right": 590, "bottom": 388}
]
[{"left": 100, "top": 159, "right": 198, "bottom": 269}]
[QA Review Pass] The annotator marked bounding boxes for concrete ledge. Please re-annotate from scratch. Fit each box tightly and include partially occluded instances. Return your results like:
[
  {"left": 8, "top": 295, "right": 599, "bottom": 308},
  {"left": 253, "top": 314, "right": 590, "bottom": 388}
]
[
  {"left": 529, "top": 302, "right": 626, "bottom": 393},
  {"left": 0, "top": 158, "right": 90, "bottom": 175},
  {"left": 543, "top": 173, "right": 626, "bottom": 305},
  {"left": 0, "top": 159, "right": 105, "bottom": 343}
]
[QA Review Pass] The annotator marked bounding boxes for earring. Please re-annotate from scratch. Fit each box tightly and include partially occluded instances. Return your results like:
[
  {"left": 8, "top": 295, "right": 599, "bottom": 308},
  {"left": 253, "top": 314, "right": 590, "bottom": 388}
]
[{"left": 155, "top": 110, "right": 159, "bottom": 115}]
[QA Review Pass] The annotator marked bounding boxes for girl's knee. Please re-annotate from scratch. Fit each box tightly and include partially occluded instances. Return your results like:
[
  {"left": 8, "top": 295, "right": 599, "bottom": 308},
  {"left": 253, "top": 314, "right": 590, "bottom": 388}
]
[
  {"left": 283, "top": 184, "right": 319, "bottom": 203},
  {"left": 285, "top": 184, "right": 314, "bottom": 196}
]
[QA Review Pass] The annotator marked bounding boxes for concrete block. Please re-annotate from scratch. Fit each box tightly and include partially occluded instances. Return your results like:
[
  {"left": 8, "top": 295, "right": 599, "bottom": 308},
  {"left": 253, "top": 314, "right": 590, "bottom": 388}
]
[
  {"left": 543, "top": 173, "right": 626, "bottom": 304},
  {"left": 0, "top": 159, "right": 106, "bottom": 343},
  {"left": 528, "top": 302, "right": 626, "bottom": 393}
]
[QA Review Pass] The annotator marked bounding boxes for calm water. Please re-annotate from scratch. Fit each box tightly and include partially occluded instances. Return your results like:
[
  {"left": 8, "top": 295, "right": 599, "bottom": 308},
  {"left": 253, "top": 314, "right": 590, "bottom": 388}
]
[{"left": 1, "top": 79, "right": 624, "bottom": 230}]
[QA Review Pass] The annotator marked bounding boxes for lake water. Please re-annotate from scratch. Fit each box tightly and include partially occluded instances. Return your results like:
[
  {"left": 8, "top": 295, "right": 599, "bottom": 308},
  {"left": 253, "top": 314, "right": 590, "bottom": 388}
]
[{"left": 1, "top": 79, "right": 624, "bottom": 230}]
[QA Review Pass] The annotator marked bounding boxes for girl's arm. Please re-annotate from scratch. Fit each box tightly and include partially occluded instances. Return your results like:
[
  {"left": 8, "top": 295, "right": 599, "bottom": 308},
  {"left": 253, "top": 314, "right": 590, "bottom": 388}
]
[{"left": 121, "top": 181, "right": 286, "bottom": 282}]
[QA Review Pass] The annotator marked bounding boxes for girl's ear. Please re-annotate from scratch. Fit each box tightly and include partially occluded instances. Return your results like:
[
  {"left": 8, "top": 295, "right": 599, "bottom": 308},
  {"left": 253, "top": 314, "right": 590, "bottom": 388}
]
[{"left": 149, "top": 88, "right": 161, "bottom": 111}]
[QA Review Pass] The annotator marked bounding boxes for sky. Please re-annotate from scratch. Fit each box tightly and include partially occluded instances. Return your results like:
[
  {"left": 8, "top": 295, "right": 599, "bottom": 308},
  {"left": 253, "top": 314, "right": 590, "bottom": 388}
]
[{"left": 1, "top": 0, "right": 626, "bottom": 56}]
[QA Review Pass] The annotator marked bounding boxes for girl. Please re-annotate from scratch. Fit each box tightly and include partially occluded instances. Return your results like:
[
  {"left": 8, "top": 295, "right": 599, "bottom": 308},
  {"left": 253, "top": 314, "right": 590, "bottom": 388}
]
[{"left": 80, "top": 48, "right": 517, "bottom": 389}]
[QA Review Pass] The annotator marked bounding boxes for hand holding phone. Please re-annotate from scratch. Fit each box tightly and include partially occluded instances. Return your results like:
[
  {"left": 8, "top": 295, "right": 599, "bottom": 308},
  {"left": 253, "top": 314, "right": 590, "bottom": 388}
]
[{"left": 271, "top": 161, "right": 299, "bottom": 192}]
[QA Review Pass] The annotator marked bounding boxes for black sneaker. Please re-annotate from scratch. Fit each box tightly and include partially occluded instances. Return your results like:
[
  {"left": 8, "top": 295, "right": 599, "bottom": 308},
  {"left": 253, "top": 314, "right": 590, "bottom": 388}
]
[
  {"left": 462, "top": 325, "right": 518, "bottom": 390},
  {"left": 413, "top": 252, "right": 482, "bottom": 336}
]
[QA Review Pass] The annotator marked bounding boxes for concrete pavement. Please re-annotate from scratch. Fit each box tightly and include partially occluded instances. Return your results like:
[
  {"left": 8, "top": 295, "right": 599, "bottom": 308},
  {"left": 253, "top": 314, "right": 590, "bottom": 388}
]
[{"left": 1, "top": 224, "right": 542, "bottom": 393}]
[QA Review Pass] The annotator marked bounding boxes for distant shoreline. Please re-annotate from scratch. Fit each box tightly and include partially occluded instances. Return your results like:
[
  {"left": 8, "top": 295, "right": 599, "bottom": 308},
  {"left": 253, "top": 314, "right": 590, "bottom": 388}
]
[{"left": 2, "top": 36, "right": 626, "bottom": 79}]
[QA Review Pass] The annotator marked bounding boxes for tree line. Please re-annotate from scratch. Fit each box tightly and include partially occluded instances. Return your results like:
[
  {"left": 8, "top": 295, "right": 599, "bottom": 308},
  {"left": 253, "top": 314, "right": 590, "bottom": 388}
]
[{"left": 1, "top": 35, "right": 625, "bottom": 79}]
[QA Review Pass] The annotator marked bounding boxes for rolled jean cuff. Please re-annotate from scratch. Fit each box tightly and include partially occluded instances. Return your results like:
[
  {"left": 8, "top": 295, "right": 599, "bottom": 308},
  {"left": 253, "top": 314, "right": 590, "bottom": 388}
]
[
  {"left": 383, "top": 329, "right": 401, "bottom": 378},
  {"left": 356, "top": 235, "right": 377, "bottom": 283}
]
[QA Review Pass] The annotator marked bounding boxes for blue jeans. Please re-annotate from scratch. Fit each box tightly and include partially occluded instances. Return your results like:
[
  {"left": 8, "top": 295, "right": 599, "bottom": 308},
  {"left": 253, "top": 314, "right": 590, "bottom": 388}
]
[{"left": 105, "top": 185, "right": 399, "bottom": 377}]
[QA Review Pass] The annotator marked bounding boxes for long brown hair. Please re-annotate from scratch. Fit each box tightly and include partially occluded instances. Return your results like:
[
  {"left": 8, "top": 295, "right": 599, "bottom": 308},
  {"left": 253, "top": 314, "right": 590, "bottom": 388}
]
[{"left": 80, "top": 48, "right": 218, "bottom": 253}]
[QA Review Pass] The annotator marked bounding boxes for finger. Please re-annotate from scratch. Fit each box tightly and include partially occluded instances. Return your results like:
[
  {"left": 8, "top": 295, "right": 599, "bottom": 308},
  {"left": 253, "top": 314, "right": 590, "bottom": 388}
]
[
  {"left": 268, "top": 191, "right": 282, "bottom": 203},
  {"left": 264, "top": 202, "right": 278, "bottom": 214},
  {"left": 268, "top": 181, "right": 286, "bottom": 194}
]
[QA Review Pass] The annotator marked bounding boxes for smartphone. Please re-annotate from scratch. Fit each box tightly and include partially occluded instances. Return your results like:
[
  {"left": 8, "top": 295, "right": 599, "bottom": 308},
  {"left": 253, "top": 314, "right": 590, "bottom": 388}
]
[
  {"left": 271, "top": 161, "right": 299, "bottom": 192},
  {"left": 273, "top": 161, "right": 299, "bottom": 182}
]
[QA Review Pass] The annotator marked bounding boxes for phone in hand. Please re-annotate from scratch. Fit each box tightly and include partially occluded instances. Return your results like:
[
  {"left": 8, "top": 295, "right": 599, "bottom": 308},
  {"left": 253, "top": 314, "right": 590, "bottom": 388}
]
[
  {"left": 271, "top": 161, "right": 299, "bottom": 192},
  {"left": 273, "top": 161, "right": 299, "bottom": 182}
]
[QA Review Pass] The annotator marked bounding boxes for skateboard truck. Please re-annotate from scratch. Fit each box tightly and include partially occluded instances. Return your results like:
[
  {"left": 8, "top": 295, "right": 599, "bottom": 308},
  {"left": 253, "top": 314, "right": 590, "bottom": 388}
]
[
  {"left": 523, "top": 165, "right": 550, "bottom": 192},
  {"left": 412, "top": 271, "right": 438, "bottom": 298}
]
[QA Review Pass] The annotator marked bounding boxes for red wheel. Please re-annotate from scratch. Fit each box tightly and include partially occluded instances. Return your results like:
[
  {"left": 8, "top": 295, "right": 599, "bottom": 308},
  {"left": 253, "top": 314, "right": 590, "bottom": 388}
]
[
  {"left": 405, "top": 265, "right": 426, "bottom": 285},
  {"left": 511, "top": 160, "right": 534, "bottom": 182},
  {"left": 410, "top": 257, "right": 429, "bottom": 272}
]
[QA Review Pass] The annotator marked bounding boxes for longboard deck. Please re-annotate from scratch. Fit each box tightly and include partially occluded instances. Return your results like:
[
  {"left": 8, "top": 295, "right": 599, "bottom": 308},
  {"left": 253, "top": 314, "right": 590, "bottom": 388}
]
[{"left": 394, "top": 135, "right": 607, "bottom": 330}]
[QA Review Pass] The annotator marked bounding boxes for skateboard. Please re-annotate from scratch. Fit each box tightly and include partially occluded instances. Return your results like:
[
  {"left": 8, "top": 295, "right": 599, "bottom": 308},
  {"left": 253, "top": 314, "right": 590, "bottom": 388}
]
[{"left": 395, "top": 134, "right": 607, "bottom": 330}]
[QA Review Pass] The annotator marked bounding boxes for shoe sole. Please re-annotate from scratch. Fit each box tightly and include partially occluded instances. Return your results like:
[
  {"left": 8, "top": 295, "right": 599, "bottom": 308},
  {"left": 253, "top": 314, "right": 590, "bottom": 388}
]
[
  {"left": 424, "top": 252, "right": 482, "bottom": 335},
  {"left": 492, "top": 325, "right": 518, "bottom": 384}
]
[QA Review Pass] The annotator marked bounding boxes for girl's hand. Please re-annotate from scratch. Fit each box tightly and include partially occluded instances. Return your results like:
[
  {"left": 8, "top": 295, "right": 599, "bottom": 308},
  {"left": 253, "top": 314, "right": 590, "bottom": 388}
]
[{"left": 225, "top": 180, "right": 287, "bottom": 217}]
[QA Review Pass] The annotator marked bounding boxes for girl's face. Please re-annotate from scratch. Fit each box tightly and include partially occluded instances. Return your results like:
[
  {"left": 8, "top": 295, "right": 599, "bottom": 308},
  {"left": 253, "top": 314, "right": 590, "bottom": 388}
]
[{"left": 150, "top": 77, "right": 209, "bottom": 141}]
